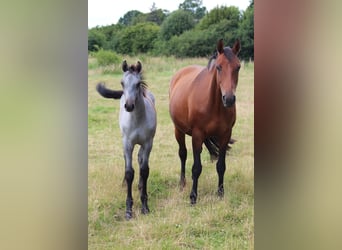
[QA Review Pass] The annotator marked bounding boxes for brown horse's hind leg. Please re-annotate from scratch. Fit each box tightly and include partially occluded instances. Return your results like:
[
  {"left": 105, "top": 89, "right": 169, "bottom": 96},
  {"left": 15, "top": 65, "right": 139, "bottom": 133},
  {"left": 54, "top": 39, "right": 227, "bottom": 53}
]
[
  {"left": 190, "top": 130, "right": 204, "bottom": 204},
  {"left": 175, "top": 128, "right": 187, "bottom": 190}
]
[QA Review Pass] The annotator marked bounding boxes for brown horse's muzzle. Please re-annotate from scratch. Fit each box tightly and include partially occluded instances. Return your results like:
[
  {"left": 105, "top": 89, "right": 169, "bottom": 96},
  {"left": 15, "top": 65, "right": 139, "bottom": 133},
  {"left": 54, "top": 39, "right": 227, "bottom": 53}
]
[{"left": 222, "top": 94, "right": 236, "bottom": 108}]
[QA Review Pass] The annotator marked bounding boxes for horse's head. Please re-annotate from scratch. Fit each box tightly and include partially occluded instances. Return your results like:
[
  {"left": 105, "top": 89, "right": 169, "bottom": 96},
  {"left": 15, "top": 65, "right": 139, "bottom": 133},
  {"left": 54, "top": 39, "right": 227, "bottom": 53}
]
[
  {"left": 215, "top": 39, "right": 241, "bottom": 108},
  {"left": 121, "top": 60, "right": 145, "bottom": 112}
]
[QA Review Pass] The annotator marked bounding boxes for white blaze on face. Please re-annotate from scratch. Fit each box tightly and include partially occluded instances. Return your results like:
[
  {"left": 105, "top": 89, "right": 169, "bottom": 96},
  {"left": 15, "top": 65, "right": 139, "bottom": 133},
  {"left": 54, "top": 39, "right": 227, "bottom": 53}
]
[{"left": 122, "top": 72, "right": 141, "bottom": 111}]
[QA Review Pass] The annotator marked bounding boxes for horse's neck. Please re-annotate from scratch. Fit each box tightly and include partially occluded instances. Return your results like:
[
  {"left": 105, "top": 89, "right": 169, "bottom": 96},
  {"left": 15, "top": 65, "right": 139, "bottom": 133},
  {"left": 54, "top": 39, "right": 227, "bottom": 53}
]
[{"left": 208, "top": 69, "right": 222, "bottom": 109}]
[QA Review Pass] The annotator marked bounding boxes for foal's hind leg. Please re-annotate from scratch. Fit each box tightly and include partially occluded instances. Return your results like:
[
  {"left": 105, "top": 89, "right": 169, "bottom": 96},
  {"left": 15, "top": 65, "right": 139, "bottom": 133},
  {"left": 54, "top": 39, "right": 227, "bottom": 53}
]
[
  {"left": 138, "top": 141, "right": 152, "bottom": 214},
  {"left": 175, "top": 128, "right": 187, "bottom": 190}
]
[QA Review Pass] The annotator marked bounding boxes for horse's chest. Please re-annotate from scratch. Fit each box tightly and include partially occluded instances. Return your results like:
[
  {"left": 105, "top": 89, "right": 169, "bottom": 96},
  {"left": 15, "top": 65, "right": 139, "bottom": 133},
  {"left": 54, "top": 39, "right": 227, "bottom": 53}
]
[{"left": 120, "top": 120, "right": 154, "bottom": 144}]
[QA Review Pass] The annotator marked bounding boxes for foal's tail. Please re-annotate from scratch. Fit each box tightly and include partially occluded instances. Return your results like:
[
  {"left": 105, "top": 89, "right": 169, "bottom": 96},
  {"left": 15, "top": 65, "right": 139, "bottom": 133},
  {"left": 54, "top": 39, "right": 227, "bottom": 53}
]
[
  {"left": 96, "top": 83, "right": 123, "bottom": 99},
  {"left": 204, "top": 137, "right": 236, "bottom": 161}
]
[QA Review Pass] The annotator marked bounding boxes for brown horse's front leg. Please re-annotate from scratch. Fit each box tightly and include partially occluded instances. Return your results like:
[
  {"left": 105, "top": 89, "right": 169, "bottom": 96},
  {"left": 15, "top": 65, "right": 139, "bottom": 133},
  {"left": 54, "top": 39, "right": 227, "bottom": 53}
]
[
  {"left": 216, "top": 147, "right": 227, "bottom": 197},
  {"left": 216, "top": 136, "right": 230, "bottom": 197}
]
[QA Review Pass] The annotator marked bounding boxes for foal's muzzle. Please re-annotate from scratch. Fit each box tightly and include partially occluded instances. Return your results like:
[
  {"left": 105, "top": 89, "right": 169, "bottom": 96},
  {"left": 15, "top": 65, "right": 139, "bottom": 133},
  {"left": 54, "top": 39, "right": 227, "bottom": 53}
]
[
  {"left": 222, "top": 94, "right": 236, "bottom": 108},
  {"left": 124, "top": 103, "right": 135, "bottom": 112}
]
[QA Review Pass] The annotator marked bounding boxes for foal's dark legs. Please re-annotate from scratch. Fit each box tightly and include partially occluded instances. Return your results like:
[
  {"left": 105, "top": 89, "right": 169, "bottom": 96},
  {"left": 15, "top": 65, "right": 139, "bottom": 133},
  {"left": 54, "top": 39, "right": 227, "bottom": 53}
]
[
  {"left": 124, "top": 144, "right": 134, "bottom": 220},
  {"left": 138, "top": 142, "right": 152, "bottom": 215},
  {"left": 175, "top": 128, "right": 187, "bottom": 190}
]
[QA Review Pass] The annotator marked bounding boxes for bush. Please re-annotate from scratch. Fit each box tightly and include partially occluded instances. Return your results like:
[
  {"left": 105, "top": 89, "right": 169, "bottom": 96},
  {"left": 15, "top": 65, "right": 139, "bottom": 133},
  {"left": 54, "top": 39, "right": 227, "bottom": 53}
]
[
  {"left": 115, "top": 22, "right": 160, "bottom": 54},
  {"left": 88, "top": 29, "right": 106, "bottom": 52},
  {"left": 95, "top": 49, "right": 121, "bottom": 66}
]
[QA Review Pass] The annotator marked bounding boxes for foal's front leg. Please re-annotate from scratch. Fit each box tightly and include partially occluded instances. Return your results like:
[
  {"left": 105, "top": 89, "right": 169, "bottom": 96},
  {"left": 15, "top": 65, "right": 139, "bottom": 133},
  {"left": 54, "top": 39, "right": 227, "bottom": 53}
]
[
  {"left": 138, "top": 141, "right": 152, "bottom": 214},
  {"left": 123, "top": 142, "right": 134, "bottom": 220}
]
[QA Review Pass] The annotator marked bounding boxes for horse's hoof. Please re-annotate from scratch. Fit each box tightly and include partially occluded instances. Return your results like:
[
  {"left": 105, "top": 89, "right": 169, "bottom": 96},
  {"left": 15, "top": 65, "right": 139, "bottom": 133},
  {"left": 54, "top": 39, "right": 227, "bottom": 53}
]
[
  {"left": 125, "top": 211, "right": 133, "bottom": 220},
  {"left": 141, "top": 206, "right": 150, "bottom": 215},
  {"left": 190, "top": 192, "right": 197, "bottom": 205},
  {"left": 217, "top": 188, "right": 224, "bottom": 198},
  {"left": 179, "top": 178, "right": 186, "bottom": 191}
]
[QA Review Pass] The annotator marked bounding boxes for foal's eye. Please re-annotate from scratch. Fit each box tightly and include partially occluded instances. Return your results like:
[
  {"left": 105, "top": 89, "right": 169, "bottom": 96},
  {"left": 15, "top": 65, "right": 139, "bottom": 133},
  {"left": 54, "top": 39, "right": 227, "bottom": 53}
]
[{"left": 136, "top": 82, "right": 141, "bottom": 88}]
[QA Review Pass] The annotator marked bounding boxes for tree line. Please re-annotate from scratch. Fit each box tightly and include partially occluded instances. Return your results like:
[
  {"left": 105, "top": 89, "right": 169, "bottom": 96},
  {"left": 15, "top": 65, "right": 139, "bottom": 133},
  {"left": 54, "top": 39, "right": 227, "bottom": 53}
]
[{"left": 88, "top": 0, "right": 254, "bottom": 60}]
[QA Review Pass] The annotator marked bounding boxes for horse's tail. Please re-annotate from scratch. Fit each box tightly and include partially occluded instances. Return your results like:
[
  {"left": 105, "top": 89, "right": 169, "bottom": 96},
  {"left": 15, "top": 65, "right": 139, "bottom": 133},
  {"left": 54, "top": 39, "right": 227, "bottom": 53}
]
[
  {"left": 96, "top": 83, "right": 123, "bottom": 99},
  {"left": 204, "top": 137, "right": 236, "bottom": 161}
]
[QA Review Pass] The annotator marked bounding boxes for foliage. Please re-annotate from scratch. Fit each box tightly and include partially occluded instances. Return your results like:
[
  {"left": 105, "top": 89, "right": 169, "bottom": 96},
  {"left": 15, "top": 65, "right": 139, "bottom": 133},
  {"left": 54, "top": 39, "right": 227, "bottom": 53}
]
[
  {"left": 179, "top": 0, "right": 207, "bottom": 21},
  {"left": 168, "top": 29, "right": 216, "bottom": 57},
  {"left": 198, "top": 6, "right": 241, "bottom": 30},
  {"left": 94, "top": 49, "right": 121, "bottom": 66},
  {"left": 88, "top": 3, "right": 254, "bottom": 60},
  {"left": 118, "top": 10, "right": 143, "bottom": 26},
  {"left": 88, "top": 29, "right": 106, "bottom": 52},
  {"left": 146, "top": 3, "right": 167, "bottom": 25},
  {"left": 116, "top": 22, "right": 160, "bottom": 54},
  {"left": 238, "top": 4, "right": 254, "bottom": 60},
  {"left": 160, "top": 10, "right": 195, "bottom": 40}
]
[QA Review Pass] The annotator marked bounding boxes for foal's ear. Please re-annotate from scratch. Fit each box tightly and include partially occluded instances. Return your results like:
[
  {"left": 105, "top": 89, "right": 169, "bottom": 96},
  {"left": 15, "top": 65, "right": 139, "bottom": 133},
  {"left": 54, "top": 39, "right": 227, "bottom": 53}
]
[
  {"left": 217, "top": 39, "right": 224, "bottom": 54},
  {"left": 136, "top": 61, "right": 142, "bottom": 73},
  {"left": 232, "top": 39, "right": 241, "bottom": 55},
  {"left": 122, "top": 60, "right": 128, "bottom": 72}
]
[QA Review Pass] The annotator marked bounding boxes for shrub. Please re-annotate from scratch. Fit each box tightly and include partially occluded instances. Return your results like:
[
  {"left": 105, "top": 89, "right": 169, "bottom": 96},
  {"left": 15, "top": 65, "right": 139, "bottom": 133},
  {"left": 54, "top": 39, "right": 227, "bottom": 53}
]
[{"left": 95, "top": 49, "right": 121, "bottom": 67}]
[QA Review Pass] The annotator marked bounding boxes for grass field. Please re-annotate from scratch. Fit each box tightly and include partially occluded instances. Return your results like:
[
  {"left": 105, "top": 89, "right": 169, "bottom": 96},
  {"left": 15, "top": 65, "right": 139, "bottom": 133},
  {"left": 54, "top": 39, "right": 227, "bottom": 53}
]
[{"left": 88, "top": 55, "right": 254, "bottom": 249}]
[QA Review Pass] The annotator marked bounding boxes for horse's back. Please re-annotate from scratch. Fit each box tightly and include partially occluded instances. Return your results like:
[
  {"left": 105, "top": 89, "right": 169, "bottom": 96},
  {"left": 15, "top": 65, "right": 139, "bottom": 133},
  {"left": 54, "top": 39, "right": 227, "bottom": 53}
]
[{"left": 170, "top": 65, "right": 204, "bottom": 95}]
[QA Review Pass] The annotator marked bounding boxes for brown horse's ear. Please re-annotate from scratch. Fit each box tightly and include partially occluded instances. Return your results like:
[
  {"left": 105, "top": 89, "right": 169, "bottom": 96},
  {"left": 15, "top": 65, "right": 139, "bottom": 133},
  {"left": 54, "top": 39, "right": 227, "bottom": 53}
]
[
  {"left": 136, "top": 61, "right": 142, "bottom": 73},
  {"left": 122, "top": 60, "right": 128, "bottom": 72},
  {"left": 217, "top": 39, "right": 224, "bottom": 54},
  {"left": 232, "top": 39, "right": 241, "bottom": 55}
]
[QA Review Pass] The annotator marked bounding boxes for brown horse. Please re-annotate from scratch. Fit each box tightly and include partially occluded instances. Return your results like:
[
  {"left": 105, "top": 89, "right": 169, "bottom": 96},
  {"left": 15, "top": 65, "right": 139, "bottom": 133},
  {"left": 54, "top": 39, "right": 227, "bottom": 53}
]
[{"left": 169, "top": 39, "right": 241, "bottom": 204}]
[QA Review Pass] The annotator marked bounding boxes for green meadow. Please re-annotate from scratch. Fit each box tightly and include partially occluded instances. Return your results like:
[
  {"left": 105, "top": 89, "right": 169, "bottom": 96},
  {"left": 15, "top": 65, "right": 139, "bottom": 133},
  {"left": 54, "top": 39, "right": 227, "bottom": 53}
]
[{"left": 88, "top": 55, "right": 254, "bottom": 249}]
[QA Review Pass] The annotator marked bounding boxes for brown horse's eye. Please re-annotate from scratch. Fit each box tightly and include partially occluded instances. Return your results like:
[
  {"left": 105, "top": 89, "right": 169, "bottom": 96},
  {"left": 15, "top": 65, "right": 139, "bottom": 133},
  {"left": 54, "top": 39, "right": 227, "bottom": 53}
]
[{"left": 216, "top": 65, "right": 222, "bottom": 72}]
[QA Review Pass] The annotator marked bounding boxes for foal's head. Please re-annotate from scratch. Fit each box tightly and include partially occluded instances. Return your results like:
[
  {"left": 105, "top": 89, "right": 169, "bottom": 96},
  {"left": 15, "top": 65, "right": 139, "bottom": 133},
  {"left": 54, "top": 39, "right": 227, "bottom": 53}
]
[
  {"left": 214, "top": 39, "right": 241, "bottom": 108},
  {"left": 121, "top": 60, "right": 147, "bottom": 112}
]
